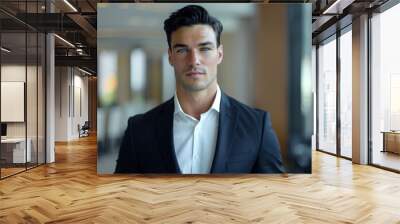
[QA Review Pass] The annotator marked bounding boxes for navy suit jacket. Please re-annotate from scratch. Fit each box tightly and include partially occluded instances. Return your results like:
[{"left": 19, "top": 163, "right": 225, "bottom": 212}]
[{"left": 115, "top": 92, "right": 285, "bottom": 174}]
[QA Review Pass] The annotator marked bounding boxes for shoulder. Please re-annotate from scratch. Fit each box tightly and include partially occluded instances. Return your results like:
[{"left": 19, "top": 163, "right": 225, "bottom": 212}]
[
  {"left": 127, "top": 98, "right": 173, "bottom": 126},
  {"left": 223, "top": 94, "right": 273, "bottom": 135},
  {"left": 225, "top": 94, "right": 268, "bottom": 119}
]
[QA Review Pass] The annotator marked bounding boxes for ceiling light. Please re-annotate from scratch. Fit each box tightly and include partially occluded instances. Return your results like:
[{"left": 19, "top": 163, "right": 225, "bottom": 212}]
[
  {"left": 323, "top": 0, "right": 342, "bottom": 14},
  {"left": 322, "top": 0, "right": 355, "bottom": 15},
  {"left": 54, "top": 34, "right": 75, "bottom": 48},
  {"left": 1, "top": 47, "right": 11, "bottom": 53},
  {"left": 63, "top": 0, "right": 78, "bottom": 12},
  {"left": 78, "top": 67, "right": 92, "bottom": 76}
]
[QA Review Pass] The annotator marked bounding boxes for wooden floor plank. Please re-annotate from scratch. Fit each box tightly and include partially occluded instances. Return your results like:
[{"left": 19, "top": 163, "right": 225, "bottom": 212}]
[{"left": 0, "top": 134, "right": 399, "bottom": 223}]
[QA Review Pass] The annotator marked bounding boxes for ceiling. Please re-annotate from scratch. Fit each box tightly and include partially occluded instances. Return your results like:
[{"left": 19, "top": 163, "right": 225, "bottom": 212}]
[
  {"left": 0, "top": 0, "right": 395, "bottom": 75},
  {"left": 311, "top": 0, "right": 390, "bottom": 43},
  {"left": 98, "top": 3, "right": 255, "bottom": 36}
]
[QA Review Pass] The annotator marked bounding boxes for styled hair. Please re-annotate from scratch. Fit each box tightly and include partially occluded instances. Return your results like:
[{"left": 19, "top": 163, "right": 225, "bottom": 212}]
[{"left": 163, "top": 5, "right": 223, "bottom": 48}]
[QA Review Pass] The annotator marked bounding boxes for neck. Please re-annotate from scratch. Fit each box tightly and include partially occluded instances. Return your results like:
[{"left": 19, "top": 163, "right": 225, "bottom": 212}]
[{"left": 176, "top": 84, "right": 218, "bottom": 120}]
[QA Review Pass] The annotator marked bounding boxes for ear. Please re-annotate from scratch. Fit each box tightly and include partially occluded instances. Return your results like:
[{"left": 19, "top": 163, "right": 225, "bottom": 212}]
[
  {"left": 217, "top": 44, "right": 223, "bottom": 65},
  {"left": 168, "top": 48, "right": 173, "bottom": 65}
]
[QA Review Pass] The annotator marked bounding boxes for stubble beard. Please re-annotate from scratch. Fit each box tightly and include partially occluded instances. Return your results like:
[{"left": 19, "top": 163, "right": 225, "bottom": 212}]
[{"left": 178, "top": 73, "right": 217, "bottom": 92}]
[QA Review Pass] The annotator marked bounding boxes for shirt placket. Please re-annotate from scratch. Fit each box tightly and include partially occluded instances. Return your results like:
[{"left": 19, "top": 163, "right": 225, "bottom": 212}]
[{"left": 191, "top": 120, "right": 200, "bottom": 174}]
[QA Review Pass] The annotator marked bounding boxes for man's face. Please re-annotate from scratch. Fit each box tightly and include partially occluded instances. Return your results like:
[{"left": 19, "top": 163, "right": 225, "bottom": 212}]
[{"left": 168, "top": 24, "right": 223, "bottom": 92}]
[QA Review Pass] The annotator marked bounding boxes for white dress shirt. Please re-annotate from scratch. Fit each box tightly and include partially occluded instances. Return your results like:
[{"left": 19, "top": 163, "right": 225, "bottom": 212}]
[{"left": 173, "top": 86, "right": 221, "bottom": 174}]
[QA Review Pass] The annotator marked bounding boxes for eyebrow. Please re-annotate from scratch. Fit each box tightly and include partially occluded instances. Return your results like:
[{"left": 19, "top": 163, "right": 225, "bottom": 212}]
[
  {"left": 172, "top": 44, "right": 188, "bottom": 49},
  {"left": 172, "top": 42, "right": 215, "bottom": 49},
  {"left": 198, "top": 42, "right": 214, "bottom": 47}
]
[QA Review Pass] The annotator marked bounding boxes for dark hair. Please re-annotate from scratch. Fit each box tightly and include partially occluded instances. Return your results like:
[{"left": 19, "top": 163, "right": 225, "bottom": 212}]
[{"left": 164, "top": 5, "right": 223, "bottom": 49}]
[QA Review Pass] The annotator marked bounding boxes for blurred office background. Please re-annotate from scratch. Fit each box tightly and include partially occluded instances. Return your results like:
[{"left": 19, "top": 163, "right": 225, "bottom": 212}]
[{"left": 97, "top": 3, "right": 312, "bottom": 174}]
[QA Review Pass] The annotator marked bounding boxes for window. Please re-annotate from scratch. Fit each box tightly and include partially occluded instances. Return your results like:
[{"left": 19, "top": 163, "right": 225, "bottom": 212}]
[
  {"left": 98, "top": 51, "right": 118, "bottom": 107},
  {"left": 317, "top": 36, "right": 337, "bottom": 154},
  {"left": 130, "top": 49, "right": 146, "bottom": 93},
  {"left": 371, "top": 2, "right": 400, "bottom": 171},
  {"left": 162, "top": 53, "right": 175, "bottom": 102},
  {"left": 339, "top": 28, "right": 352, "bottom": 158}
]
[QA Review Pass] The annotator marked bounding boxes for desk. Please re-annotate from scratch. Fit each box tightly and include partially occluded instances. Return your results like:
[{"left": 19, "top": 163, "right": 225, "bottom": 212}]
[
  {"left": 1, "top": 138, "right": 31, "bottom": 163},
  {"left": 381, "top": 131, "right": 400, "bottom": 154}
]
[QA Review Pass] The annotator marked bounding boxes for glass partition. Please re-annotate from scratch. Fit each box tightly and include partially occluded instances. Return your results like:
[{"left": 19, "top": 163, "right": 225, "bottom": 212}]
[
  {"left": 0, "top": 1, "right": 46, "bottom": 179},
  {"left": 27, "top": 31, "right": 38, "bottom": 169},
  {"left": 1, "top": 30, "right": 27, "bottom": 177}
]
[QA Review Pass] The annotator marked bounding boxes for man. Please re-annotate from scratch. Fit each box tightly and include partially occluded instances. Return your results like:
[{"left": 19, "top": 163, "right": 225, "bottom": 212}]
[{"left": 115, "top": 5, "right": 284, "bottom": 174}]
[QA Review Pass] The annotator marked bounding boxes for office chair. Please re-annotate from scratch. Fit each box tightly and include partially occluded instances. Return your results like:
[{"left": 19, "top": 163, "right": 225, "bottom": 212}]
[{"left": 79, "top": 121, "right": 90, "bottom": 138}]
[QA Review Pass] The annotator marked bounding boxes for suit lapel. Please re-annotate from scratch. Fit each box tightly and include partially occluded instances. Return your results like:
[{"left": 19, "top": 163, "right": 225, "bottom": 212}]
[
  {"left": 156, "top": 98, "right": 181, "bottom": 173},
  {"left": 211, "top": 93, "right": 237, "bottom": 173}
]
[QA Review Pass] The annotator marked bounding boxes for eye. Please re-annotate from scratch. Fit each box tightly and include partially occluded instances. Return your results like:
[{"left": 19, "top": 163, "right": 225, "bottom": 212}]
[
  {"left": 200, "top": 47, "right": 212, "bottom": 51},
  {"left": 176, "top": 48, "right": 188, "bottom": 54}
]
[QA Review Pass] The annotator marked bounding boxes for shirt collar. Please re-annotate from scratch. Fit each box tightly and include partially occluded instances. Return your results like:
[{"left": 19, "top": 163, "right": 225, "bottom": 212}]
[
  {"left": 211, "top": 85, "right": 221, "bottom": 113},
  {"left": 174, "top": 85, "right": 221, "bottom": 117}
]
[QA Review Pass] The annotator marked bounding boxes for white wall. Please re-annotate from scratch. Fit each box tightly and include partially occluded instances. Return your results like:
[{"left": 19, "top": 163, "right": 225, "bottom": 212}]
[
  {"left": 1, "top": 65, "right": 37, "bottom": 137},
  {"left": 55, "top": 67, "right": 89, "bottom": 141},
  {"left": 72, "top": 72, "right": 89, "bottom": 138},
  {"left": 1, "top": 64, "right": 46, "bottom": 164},
  {"left": 1, "top": 66, "right": 26, "bottom": 132},
  {"left": 55, "top": 67, "right": 68, "bottom": 141}
]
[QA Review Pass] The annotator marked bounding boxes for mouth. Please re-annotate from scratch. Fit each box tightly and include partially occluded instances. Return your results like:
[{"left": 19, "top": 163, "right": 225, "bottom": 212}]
[{"left": 186, "top": 71, "right": 206, "bottom": 77}]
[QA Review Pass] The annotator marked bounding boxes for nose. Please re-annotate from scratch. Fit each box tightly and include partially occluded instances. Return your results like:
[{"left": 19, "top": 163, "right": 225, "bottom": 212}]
[{"left": 188, "top": 49, "right": 200, "bottom": 66}]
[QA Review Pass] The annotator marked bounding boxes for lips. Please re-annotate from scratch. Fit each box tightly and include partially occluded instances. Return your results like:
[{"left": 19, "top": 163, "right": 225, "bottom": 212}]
[
  {"left": 186, "top": 69, "right": 206, "bottom": 77},
  {"left": 187, "top": 72, "right": 205, "bottom": 76}
]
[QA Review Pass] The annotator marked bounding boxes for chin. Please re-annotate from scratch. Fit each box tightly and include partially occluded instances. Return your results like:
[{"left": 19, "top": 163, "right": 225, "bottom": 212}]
[{"left": 183, "top": 83, "right": 208, "bottom": 92}]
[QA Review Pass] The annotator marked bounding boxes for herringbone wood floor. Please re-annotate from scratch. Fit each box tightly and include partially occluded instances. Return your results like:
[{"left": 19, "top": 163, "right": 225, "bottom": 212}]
[{"left": 1, "top": 134, "right": 400, "bottom": 223}]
